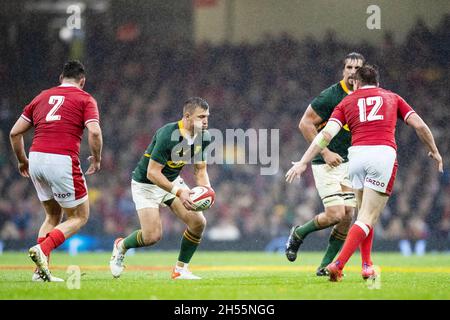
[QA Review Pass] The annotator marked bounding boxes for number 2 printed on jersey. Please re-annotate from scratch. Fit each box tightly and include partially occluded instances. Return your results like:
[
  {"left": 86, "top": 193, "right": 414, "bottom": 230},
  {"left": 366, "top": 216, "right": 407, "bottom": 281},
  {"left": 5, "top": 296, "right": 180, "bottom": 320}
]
[{"left": 46, "top": 95, "right": 65, "bottom": 122}]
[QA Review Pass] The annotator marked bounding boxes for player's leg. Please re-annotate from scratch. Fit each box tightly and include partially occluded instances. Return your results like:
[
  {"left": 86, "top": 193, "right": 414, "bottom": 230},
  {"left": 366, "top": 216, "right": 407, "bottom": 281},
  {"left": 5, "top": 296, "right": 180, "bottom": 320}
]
[
  {"left": 286, "top": 163, "right": 349, "bottom": 263},
  {"left": 110, "top": 180, "right": 164, "bottom": 278},
  {"left": 316, "top": 182, "right": 355, "bottom": 275},
  {"left": 169, "top": 197, "right": 206, "bottom": 279},
  {"left": 327, "top": 187, "right": 389, "bottom": 281},
  {"left": 31, "top": 199, "right": 64, "bottom": 282},
  {"left": 30, "top": 199, "right": 89, "bottom": 281},
  {"left": 355, "top": 188, "right": 374, "bottom": 278},
  {"left": 110, "top": 207, "right": 162, "bottom": 278},
  {"left": 28, "top": 152, "right": 72, "bottom": 281},
  {"left": 38, "top": 199, "right": 64, "bottom": 239}
]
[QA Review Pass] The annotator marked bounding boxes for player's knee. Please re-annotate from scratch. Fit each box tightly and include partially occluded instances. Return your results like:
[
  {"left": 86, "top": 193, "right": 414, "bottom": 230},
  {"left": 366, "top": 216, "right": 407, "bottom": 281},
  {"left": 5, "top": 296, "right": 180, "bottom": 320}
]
[
  {"left": 188, "top": 215, "right": 207, "bottom": 233},
  {"left": 142, "top": 231, "right": 162, "bottom": 245},
  {"left": 46, "top": 212, "right": 63, "bottom": 226},
  {"left": 343, "top": 207, "right": 355, "bottom": 221},
  {"left": 324, "top": 207, "right": 346, "bottom": 224}
]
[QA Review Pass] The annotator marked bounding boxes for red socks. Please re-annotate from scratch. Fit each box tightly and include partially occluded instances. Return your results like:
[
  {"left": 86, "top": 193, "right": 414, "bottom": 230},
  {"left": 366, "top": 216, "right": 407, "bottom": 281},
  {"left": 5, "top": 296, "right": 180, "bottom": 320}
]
[
  {"left": 334, "top": 221, "right": 371, "bottom": 270},
  {"left": 39, "top": 229, "right": 66, "bottom": 257},
  {"left": 360, "top": 227, "right": 374, "bottom": 266}
]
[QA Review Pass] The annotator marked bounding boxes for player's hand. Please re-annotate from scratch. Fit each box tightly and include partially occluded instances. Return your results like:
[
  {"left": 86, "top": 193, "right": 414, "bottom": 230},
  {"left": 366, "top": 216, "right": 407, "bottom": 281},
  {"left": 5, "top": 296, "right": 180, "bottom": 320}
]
[
  {"left": 178, "top": 189, "right": 196, "bottom": 211},
  {"left": 18, "top": 159, "right": 29, "bottom": 178},
  {"left": 286, "top": 161, "right": 308, "bottom": 183},
  {"left": 428, "top": 151, "right": 444, "bottom": 173},
  {"left": 321, "top": 149, "right": 343, "bottom": 168},
  {"left": 85, "top": 156, "right": 101, "bottom": 175}
]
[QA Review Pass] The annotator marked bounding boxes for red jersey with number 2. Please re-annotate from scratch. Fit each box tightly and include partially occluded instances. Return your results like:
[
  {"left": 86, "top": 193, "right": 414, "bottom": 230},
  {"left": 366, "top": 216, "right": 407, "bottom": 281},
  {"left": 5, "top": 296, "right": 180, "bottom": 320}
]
[
  {"left": 329, "top": 86, "right": 416, "bottom": 150},
  {"left": 21, "top": 84, "right": 99, "bottom": 157}
]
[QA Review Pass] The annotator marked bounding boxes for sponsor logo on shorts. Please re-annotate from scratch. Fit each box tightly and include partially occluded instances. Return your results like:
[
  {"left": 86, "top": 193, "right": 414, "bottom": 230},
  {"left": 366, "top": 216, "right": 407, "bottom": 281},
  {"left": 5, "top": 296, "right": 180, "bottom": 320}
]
[
  {"left": 365, "top": 177, "right": 385, "bottom": 188},
  {"left": 54, "top": 192, "right": 72, "bottom": 199}
]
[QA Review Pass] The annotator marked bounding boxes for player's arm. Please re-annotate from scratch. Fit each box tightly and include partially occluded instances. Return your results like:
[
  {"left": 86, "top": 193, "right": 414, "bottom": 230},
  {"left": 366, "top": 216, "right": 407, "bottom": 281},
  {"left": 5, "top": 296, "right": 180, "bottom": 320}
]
[
  {"left": 9, "top": 117, "right": 33, "bottom": 177},
  {"left": 299, "top": 105, "right": 343, "bottom": 167},
  {"left": 85, "top": 121, "right": 103, "bottom": 175},
  {"left": 406, "top": 113, "right": 443, "bottom": 172},
  {"left": 194, "top": 162, "right": 210, "bottom": 187},
  {"left": 147, "top": 159, "right": 195, "bottom": 210},
  {"left": 286, "top": 120, "right": 341, "bottom": 183}
]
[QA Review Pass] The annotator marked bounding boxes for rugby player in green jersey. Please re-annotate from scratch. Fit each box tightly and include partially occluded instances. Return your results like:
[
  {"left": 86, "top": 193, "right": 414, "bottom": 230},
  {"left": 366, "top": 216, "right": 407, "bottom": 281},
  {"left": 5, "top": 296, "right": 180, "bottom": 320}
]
[
  {"left": 285, "top": 53, "right": 365, "bottom": 276},
  {"left": 110, "top": 97, "right": 212, "bottom": 280}
]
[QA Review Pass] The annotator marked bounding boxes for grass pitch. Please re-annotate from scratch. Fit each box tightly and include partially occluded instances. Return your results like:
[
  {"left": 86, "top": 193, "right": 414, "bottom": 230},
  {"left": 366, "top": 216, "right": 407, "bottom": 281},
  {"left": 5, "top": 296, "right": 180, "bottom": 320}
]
[{"left": 0, "top": 251, "right": 449, "bottom": 300}]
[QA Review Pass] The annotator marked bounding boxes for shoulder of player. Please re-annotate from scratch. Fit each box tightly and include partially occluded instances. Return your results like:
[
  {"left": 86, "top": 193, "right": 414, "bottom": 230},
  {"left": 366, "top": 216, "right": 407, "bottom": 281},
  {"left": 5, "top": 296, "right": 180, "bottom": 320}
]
[
  {"left": 317, "top": 82, "right": 340, "bottom": 96},
  {"left": 155, "top": 122, "right": 179, "bottom": 139}
]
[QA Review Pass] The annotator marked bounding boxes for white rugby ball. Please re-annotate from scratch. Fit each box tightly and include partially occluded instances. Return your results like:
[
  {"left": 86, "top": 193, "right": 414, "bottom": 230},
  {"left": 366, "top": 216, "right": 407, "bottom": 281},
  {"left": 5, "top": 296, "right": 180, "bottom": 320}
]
[{"left": 190, "top": 186, "right": 215, "bottom": 211}]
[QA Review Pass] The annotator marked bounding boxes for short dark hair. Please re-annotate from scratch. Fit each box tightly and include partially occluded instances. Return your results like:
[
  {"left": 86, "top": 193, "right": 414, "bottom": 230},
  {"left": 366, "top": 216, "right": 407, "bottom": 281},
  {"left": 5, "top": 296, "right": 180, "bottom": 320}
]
[
  {"left": 61, "top": 60, "right": 85, "bottom": 81},
  {"left": 355, "top": 64, "right": 379, "bottom": 86},
  {"left": 183, "top": 97, "right": 209, "bottom": 114},
  {"left": 343, "top": 52, "right": 365, "bottom": 67}
]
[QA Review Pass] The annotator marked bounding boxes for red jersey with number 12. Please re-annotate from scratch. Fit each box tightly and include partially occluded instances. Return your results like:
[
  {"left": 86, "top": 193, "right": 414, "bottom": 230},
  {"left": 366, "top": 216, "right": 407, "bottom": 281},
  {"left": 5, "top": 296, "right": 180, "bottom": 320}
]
[
  {"left": 329, "top": 86, "right": 415, "bottom": 150},
  {"left": 21, "top": 84, "right": 99, "bottom": 157}
]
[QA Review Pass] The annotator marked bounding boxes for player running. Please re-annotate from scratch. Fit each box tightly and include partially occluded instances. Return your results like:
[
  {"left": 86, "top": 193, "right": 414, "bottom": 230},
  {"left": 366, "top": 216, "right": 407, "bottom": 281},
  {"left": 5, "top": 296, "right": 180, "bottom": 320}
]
[
  {"left": 285, "top": 52, "right": 364, "bottom": 276},
  {"left": 286, "top": 64, "right": 443, "bottom": 281},
  {"left": 109, "top": 97, "right": 213, "bottom": 280},
  {"left": 10, "top": 60, "right": 102, "bottom": 282}
]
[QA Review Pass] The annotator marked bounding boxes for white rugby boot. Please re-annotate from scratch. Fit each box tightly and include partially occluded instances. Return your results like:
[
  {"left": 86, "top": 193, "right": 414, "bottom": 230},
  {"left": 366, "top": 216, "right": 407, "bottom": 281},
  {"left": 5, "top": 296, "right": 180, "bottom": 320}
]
[
  {"left": 32, "top": 270, "right": 64, "bottom": 282},
  {"left": 171, "top": 264, "right": 201, "bottom": 280},
  {"left": 28, "top": 244, "right": 51, "bottom": 282},
  {"left": 110, "top": 238, "right": 126, "bottom": 278}
]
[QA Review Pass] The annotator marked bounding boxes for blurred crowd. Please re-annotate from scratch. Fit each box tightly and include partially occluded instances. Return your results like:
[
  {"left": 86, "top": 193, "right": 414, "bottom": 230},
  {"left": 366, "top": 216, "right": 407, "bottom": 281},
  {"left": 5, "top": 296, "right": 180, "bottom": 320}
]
[{"left": 0, "top": 16, "right": 449, "bottom": 251}]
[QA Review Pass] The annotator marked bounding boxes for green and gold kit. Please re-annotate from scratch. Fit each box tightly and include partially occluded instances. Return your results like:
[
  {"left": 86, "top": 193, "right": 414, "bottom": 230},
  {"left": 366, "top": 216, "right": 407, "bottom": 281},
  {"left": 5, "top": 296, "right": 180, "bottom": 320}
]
[
  {"left": 310, "top": 80, "right": 351, "bottom": 165},
  {"left": 132, "top": 120, "right": 211, "bottom": 184}
]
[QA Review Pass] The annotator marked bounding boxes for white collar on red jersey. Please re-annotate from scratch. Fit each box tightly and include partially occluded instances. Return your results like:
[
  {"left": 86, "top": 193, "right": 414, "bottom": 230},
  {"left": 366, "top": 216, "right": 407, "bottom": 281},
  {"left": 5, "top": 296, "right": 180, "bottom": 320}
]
[
  {"left": 59, "top": 83, "right": 78, "bottom": 88},
  {"left": 360, "top": 85, "right": 377, "bottom": 89}
]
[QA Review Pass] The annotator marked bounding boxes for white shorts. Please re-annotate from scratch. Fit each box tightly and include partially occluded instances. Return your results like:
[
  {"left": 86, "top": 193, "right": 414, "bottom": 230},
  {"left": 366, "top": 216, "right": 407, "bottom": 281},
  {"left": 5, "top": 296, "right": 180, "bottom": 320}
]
[
  {"left": 311, "top": 162, "right": 356, "bottom": 208},
  {"left": 29, "top": 152, "right": 88, "bottom": 208},
  {"left": 348, "top": 145, "right": 398, "bottom": 195},
  {"left": 131, "top": 176, "right": 188, "bottom": 210}
]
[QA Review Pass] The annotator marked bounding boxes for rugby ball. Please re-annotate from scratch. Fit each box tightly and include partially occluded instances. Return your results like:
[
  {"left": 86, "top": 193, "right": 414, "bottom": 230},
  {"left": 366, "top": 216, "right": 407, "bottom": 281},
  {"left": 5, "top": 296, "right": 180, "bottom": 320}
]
[{"left": 190, "top": 186, "right": 215, "bottom": 211}]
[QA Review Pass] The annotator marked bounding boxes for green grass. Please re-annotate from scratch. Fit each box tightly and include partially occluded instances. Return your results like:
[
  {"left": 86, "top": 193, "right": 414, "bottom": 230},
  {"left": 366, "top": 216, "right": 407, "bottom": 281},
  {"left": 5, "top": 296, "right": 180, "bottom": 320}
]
[{"left": 0, "top": 251, "right": 449, "bottom": 299}]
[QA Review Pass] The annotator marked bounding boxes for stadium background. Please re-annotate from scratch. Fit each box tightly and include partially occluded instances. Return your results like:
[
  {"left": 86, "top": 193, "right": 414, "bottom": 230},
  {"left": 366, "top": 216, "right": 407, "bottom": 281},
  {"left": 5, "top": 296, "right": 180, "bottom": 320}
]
[{"left": 0, "top": 0, "right": 448, "bottom": 255}]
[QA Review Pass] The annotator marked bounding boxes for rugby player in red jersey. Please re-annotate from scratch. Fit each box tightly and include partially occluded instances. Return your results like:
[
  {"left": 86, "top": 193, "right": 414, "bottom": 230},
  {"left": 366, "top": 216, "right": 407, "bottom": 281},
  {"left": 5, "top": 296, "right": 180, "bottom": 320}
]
[
  {"left": 10, "top": 60, "right": 103, "bottom": 282},
  {"left": 286, "top": 64, "right": 443, "bottom": 282}
]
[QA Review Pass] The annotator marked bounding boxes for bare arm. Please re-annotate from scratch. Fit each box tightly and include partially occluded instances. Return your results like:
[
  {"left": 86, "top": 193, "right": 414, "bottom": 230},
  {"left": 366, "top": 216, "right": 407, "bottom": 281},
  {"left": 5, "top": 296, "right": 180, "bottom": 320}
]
[
  {"left": 85, "top": 122, "right": 102, "bottom": 175},
  {"left": 147, "top": 159, "right": 195, "bottom": 210},
  {"left": 299, "top": 105, "right": 343, "bottom": 167},
  {"left": 407, "top": 113, "right": 443, "bottom": 172},
  {"left": 10, "top": 117, "right": 33, "bottom": 177},
  {"left": 286, "top": 121, "right": 341, "bottom": 183},
  {"left": 194, "top": 162, "right": 210, "bottom": 187}
]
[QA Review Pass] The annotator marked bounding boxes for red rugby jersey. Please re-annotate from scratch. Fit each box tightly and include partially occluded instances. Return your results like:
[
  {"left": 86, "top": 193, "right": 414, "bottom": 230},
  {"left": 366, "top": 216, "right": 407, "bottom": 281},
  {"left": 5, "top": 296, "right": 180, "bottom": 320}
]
[
  {"left": 329, "top": 86, "right": 415, "bottom": 150},
  {"left": 21, "top": 83, "right": 99, "bottom": 157}
]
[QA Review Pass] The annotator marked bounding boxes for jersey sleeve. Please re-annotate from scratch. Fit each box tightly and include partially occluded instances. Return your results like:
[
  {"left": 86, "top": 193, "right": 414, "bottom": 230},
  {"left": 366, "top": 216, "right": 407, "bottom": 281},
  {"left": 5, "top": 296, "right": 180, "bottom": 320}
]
[
  {"left": 21, "top": 96, "right": 39, "bottom": 124},
  {"left": 150, "top": 129, "right": 171, "bottom": 165},
  {"left": 310, "top": 87, "right": 334, "bottom": 120},
  {"left": 329, "top": 102, "right": 346, "bottom": 128},
  {"left": 397, "top": 95, "right": 416, "bottom": 123},
  {"left": 84, "top": 96, "right": 100, "bottom": 126}
]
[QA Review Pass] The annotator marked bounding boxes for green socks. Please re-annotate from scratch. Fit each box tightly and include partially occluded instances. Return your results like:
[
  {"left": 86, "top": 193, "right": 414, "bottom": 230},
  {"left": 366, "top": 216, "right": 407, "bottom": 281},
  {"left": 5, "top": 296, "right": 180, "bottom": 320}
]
[
  {"left": 294, "top": 216, "right": 326, "bottom": 240},
  {"left": 319, "top": 228, "right": 347, "bottom": 268},
  {"left": 122, "top": 230, "right": 146, "bottom": 249},
  {"left": 178, "top": 229, "right": 202, "bottom": 263},
  {"left": 121, "top": 228, "right": 202, "bottom": 264}
]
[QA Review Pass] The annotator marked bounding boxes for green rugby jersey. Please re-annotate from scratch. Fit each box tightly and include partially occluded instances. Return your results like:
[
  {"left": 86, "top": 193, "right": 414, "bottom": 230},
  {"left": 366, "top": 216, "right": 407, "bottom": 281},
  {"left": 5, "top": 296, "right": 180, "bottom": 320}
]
[
  {"left": 310, "top": 80, "right": 352, "bottom": 165},
  {"left": 132, "top": 120, "right": 211, "bottom": 184}
]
